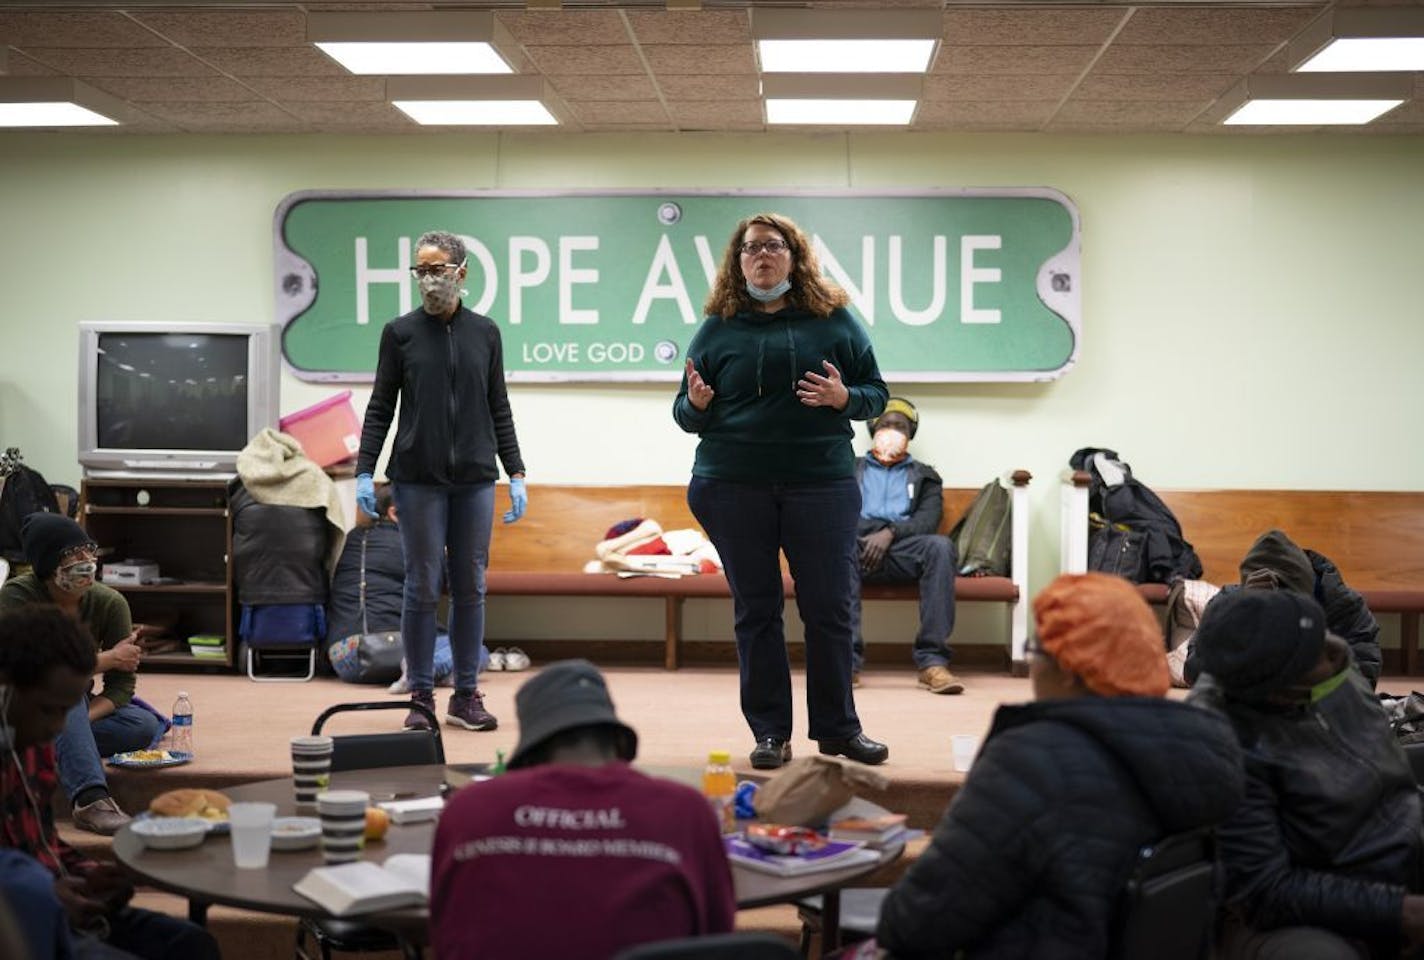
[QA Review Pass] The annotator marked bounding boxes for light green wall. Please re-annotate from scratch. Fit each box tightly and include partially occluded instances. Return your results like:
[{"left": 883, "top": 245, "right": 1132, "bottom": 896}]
[{"left": 3, "top": 130, "right": 1421, "bottom": 648}]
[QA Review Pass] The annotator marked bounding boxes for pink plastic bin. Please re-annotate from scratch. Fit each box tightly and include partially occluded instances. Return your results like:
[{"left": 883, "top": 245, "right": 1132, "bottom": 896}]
[{"left": 279, "top": 391, "right": 360, "bottom": 468}]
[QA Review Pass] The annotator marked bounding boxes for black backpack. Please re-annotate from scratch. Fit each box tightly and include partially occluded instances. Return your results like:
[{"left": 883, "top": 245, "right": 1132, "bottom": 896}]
[
  {"left": 0, "top": 448, "right": 62, "bottom": 565},
  {"left": 949, "top": 478, "right": 1012, "bottom": 577},
  {"left": 1070, "top": 447, "right": 1202, "bottom": 584}
]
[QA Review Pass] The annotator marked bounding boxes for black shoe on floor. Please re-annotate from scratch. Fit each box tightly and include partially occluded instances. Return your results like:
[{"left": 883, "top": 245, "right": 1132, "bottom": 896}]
[
  {"left": 750, "top": 737, "right": 792, "bottom": 770},
  {"left": 818, "top": 732, "right": 889, "bottom": 766}
]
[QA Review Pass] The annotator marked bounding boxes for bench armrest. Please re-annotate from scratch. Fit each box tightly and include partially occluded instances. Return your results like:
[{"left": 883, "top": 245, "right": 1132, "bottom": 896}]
[
  {"left": 1009, "top": 470, "right": 1033, "bottom": 666},
  {"left": 1059, "top": 469, "right": 1091, "bottom": 575}
]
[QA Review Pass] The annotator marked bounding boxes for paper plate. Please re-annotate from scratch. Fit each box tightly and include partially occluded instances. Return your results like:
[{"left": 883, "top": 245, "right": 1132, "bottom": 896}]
[
  {"left": 133, "top": 811, "right": 230, "bottom": 835},
  {"left": 107, "top": 750, "right": 193, "bottom": 769},
  {"left": 271, "top": 816, "right": 322, "bottom": 851}
]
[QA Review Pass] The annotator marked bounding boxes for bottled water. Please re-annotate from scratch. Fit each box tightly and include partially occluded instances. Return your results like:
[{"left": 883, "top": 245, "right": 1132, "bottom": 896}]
[{"left": 171, "top": 691, "right": 194, "bottom": 757}]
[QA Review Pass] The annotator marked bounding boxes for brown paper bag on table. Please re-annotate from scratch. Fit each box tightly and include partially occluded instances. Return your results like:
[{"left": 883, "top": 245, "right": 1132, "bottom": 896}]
[{"left": 752, "top": 755, "right": 889, "bottom": 827}]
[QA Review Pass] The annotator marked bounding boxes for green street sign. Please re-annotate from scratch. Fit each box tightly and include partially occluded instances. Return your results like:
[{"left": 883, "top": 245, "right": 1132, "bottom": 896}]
[{"left": 274, "top": 189, "right": 1080, "bottom": 383}]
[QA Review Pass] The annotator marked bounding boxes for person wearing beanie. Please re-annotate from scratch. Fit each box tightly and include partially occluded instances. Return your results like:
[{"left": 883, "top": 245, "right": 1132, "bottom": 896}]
[
  {"left": 849, "top": 397, "right": 965, "bottom": 696},
  {"left": 1188, "top": 589, "right": 1424, "bottom": 959},
  {"left": 877, "top": 573, "right": 1243, "bottom": 958},
  {"left": 430, "top": 660, "right": 735, "bottom": 960},
  {"left": 0, "top": 513, "right": 162, "bottom": 836}
]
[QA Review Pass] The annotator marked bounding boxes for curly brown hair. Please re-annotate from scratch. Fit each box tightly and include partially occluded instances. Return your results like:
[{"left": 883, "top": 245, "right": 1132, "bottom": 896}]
[{"left": 703, "top": 212, "right": 850, "bottom": 320}]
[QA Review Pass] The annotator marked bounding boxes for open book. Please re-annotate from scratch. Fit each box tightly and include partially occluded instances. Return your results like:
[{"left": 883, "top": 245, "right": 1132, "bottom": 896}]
[
  {"left": 293, "top": 854, "right": 430, "bottom": 916},
  {"left": 724, "top": 835, "right": 880, "bottom": 877}
]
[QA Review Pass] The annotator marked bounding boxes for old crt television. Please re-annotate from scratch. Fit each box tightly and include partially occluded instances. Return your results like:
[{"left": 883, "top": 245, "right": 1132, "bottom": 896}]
[{"left": 78, "top": 321, "right": 280, "bottom": 478}]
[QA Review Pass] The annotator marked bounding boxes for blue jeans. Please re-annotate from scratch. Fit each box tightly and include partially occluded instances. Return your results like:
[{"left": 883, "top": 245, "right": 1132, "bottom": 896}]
[
  {"left": 73, "top": 908, "right": 220, "bottom": 960},
  {"left": 688, "top": 476, "right": 862, "bottom": 742},
  {"left": 56, "top": 696, "right": 165, "bottom": 802},
  {"left": 850, "top": 533, "right": 957, "bottom": 671},
  {"left": 0, "top": 850, "right": 73, "bottom": 960},
  {"left": 394, "top": 481, "right": 496, "bottom": 693}
]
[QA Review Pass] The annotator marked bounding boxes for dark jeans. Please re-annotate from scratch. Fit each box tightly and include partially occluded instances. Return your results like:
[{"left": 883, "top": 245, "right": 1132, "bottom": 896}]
[
  {"left": 73, "top": 907, "right": 220, "bottom": 960},
  {"left": 393, "top": 481, "right": 496, "bottom": 693},
  {"left": 57, "top": 697, "right": 165, "bottom": 802},
  {"left": 850, "top": 533, "right": 957, "bottom": 671},
  {"left": 688, "top": 476, "right": 862, "bottom": 743}
]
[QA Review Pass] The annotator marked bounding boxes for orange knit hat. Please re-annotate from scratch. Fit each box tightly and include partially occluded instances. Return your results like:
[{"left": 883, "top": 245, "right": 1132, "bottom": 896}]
[{"left": 1032, "top": 573, "right": 1170, "bottom": 697}]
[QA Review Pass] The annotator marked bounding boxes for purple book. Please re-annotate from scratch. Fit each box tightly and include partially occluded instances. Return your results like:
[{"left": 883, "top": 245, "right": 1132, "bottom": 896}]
[{"left": 724, "top": 835, "right": 879, "bottom": 877}]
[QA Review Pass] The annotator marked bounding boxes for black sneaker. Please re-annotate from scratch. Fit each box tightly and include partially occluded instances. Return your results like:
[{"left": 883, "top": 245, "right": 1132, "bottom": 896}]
[
  {"left": 750, "top": 737, "right": 792, "bottom": 770},
  {"left": 404, "top": 691, "right": 437, "bottom": 731},
  {"left": 446, "top": 689, "right": 498, "bottom": 731}
]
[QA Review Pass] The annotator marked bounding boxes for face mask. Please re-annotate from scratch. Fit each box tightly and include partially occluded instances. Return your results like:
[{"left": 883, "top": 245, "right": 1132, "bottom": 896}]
[
  {"left": 419, "top": 269, "right": 463, "bottom": 315},
  {"left": 53, "top": 561, "right": 97, "bottom": 594},
  {"left": 872, "top": 428, "right": 909, "bottom": 464},
  {"left": 745, "top": 278, "right": 791, "bottom": 303}
]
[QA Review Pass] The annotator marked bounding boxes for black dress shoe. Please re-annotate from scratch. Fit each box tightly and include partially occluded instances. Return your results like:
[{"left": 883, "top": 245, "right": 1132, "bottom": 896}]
[
  {"left": 750, "top": 737, "right": 792, "bottom": 770},
  {"left": 818, "top": 732, "right": 889, "bottom": 766}
]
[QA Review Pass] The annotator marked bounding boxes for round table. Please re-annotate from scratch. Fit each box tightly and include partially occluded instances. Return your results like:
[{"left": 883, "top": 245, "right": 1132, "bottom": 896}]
[{"left": 113, "top": 765, "right": 902, "bottom": 955}]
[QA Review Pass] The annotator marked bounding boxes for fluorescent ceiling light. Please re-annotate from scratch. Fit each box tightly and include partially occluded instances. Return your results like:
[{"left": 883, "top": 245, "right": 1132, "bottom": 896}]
[
  {"left": 0, "top": 78, "right": 126, "bottom": 127},
  {"left": 308, "top": 12, "right": 514, "bottom": 75},
  {"left": 752, "top": 10, "right": 940, "bottom": 74},
  {"left": 767, "top": 98, "right": 916, "bottom": 125},
  {"left": 1224, "top": 99, "right": 1402, "bottom": 125},
  {"left": 393, "top": 100, "right": 556, "bottom": 125},
  {"left": 1291, "top": 9, "right": 1424, "bottom": 72},
  {"left": 760, "top": 39, "right": 935, "bottom": 74},
  {"left": 386, "top": 76, "right": 561, "bottom": 127},
  {"left": 1216, "top": 73, "right": 1410, "bottom": 125}
]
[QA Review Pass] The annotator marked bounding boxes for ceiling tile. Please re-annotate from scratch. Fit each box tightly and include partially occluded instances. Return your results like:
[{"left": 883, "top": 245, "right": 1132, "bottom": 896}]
[
  {"left": 547, "top": 73, "right": 659, "bottom": 102},
  {"left": 1113, "top": 7, "right": 1320, "bottom": 46},
  {"left": 1254, "top": 47, "right": 1296, "bottom": 74},
  {"left": 917, "top": 99, "right": 1056, "bottom": 125},
  {"left": 568, "top": 100, "right": 669, "bottom": 124},
  {"left": 1053, "top": 99, "right": 1208, "bottom": 126},
  {"left": 188, "top": 46, "right": 348, "bottom": 77},
  {"left": 1074, "top": 74, "right": 1239, "bottom": 102},
  {"left": 942, "top": 8, "right": 1126, "bottom": 46},
  {"left": 666, "top": 99, "right": 762, "bottom": 129},
  {"left": 923, "top": 73, "right": 1077, "bottom": 101},
  {"left": 130, "top": 10, "right": 308, "bottom": 48},
  {"left": 934, "top": 45, "right": 1099, "bottom": 76},
  {"left": 656, "top": 74, "right": 760, "bottom": 101},
  {"left": 0, "top": 12, "right": 170, "bottom": 48},
  {"left": 0, "top": 49, "right": 59, "bottom": 76},
  {"left": 579, "top": 122, "right": 673, "bottom": 132},
  {"left": 18, "top": 47, "right": 215, "bottom": 78},
  {"left": 241, "top": 76, "right": 387, "bottom": 102},
  {"left": 1377, "top": 100, "right": 1424, "bottom": 123},
  {"left": 914, "top": 114, "right": 1045, "bottom": 132},
  {"left": 626, "top": 11, "right": 750, "bottom": 45},
  {"left": 85, "top": 76, "right": 260, "bottom": 103},
  {"left": 522, "top": 44, "right": 646, "bottom": 76},
  {"left": 281, "top": 100, "right": 412, "bottom": 125},
  {"left": 1093, "top": 44, "right": 1277, "bottom": 75},
  {"left": 138, "top": 99, "right": 302, "bottom": 128},
  {"left": 642, "top": 44, "right": 756, "bottom": 76},
  {"left": 497, "top": 11, "right": 629, "bottom": 46}
]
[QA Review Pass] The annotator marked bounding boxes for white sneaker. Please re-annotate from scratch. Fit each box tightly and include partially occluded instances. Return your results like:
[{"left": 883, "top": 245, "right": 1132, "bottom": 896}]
[
  {"left": 488, "top": 648, "right": 507, "bottom": 671},
  {"left": 388, "top": 661, "right": 411, "bottom": 695},
  {"left": 503, "top": 647, "right": 531, "bottom": 672}
]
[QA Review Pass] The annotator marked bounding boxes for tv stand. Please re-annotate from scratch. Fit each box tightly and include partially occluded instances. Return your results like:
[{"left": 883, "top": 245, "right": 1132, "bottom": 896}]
[{"left": 79, "top": 477, "right": 235, "bottom": 669}]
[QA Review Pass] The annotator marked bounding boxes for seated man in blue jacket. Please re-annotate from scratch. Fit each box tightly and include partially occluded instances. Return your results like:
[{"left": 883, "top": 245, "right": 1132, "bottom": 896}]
[
  {"left": 1190, "top": 589, "right": 1424, "bottom": 959},
  {"left": 850, "top": 398, "right": 962, "bottom": 694}
]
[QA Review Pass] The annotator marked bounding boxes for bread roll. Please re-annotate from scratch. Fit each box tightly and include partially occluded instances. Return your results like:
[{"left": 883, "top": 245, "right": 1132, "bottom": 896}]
[{"left": 148, "top": 788, "right": 231, "bottom": 820}]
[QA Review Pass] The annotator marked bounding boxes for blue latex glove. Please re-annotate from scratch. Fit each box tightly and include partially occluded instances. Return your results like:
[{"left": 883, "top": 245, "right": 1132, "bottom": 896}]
[
  {"left": 355, "top": 473, "right": 377, "bottom": 518},
  {"left": 502, "top": 476, "right": 527, "bottom": 524}
]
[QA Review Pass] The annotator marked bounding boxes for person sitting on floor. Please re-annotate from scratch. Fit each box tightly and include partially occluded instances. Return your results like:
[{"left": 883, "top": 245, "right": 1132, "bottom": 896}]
[
  {"left": 0, "top": 514, "right": 162, "bottom": 836},
  {"left": 850, "top": 397, "right": 963, "bottom": 694},
  {"left": 875, "top": 572, "right": 1244, "bottom": 958},
  {"left": 430, "top": 659, "right": 735, "bottom": 960},
  {"left": 0, "top": 605, "right": 220, "bottom": 960},
  {"left": 326, "top": 484, "right": 487, "bottom": 689},
  {"left": 1189, "top": 589, "right": 1424, "bottom": 959}
]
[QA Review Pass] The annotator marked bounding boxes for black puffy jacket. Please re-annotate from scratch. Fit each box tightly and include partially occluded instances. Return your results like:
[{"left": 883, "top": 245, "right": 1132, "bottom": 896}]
[
  {"left": 876, "top": 697, "right": 1243, "bottom": 959},
  {"left": 1188, "top": 673, "right": 1424, "bottom": 948},
  {"left": 230, "top": 483, "right": 329, "bottom": 605}
]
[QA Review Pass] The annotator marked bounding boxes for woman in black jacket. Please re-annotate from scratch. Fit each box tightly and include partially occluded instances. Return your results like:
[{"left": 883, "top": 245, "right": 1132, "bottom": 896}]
[{"left": 876, "top": 573, "right": 1244, "bottom": 958}]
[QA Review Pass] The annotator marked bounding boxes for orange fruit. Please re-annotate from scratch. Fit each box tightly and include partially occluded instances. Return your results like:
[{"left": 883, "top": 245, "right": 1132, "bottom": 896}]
[{"left": 364, "top": 806, "right": 390, "bottom": 842}]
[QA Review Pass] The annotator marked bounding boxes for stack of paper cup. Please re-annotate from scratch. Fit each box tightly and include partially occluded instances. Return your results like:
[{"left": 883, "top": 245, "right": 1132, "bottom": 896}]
[
  {"left": 317, "top": 790, "right": 369, "bottom": 864},
  {"left": 291, "top": 736, "right": 334, "bottom": 809}
]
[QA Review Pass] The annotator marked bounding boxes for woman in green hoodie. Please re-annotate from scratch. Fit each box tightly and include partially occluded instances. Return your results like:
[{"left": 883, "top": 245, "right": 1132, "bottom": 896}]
[{"left": 674, "top": 212, "right": 889, "bottom": 770}]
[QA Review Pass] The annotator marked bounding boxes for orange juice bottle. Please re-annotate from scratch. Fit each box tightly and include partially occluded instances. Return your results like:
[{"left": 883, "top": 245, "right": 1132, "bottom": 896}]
[{"left": 702, "top": 750, "right": 737, "bottom": 834}]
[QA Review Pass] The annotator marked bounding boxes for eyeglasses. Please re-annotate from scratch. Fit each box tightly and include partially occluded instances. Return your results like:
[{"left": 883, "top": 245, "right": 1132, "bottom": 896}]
[
  {"left": 739, "top": 239, "right": 789, "bottom": 257},
  {"left": 409, "top": 262, "right": 461, "bottom": 279}
]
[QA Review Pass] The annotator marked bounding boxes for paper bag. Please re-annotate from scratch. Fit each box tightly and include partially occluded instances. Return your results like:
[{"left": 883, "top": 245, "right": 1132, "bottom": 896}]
[{"left": 753, "top": 755, "right": 889, "bottom": 827}]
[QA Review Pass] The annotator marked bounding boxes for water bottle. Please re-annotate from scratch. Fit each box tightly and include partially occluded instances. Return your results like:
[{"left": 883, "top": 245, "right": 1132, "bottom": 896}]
[
  {"left": 171, "top": 691, "right": 194, "bottom": 758},
  {"left": 702, "top": 750, "right": 736, "bottom": 834}
]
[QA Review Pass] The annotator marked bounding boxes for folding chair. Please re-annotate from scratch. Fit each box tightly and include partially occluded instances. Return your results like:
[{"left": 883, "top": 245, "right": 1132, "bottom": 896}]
[{"left": 294, "top": 701, "right": 442, "bottom": 960}]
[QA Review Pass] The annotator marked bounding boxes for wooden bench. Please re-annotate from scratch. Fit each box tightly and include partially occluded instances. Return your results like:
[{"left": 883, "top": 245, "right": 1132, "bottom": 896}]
[
  {"left": 487, "top": 475, "right": 1032, "bottom": 670},
  {"left": 1060, "top": 472, "right": 1424, "bottom": 672}
]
